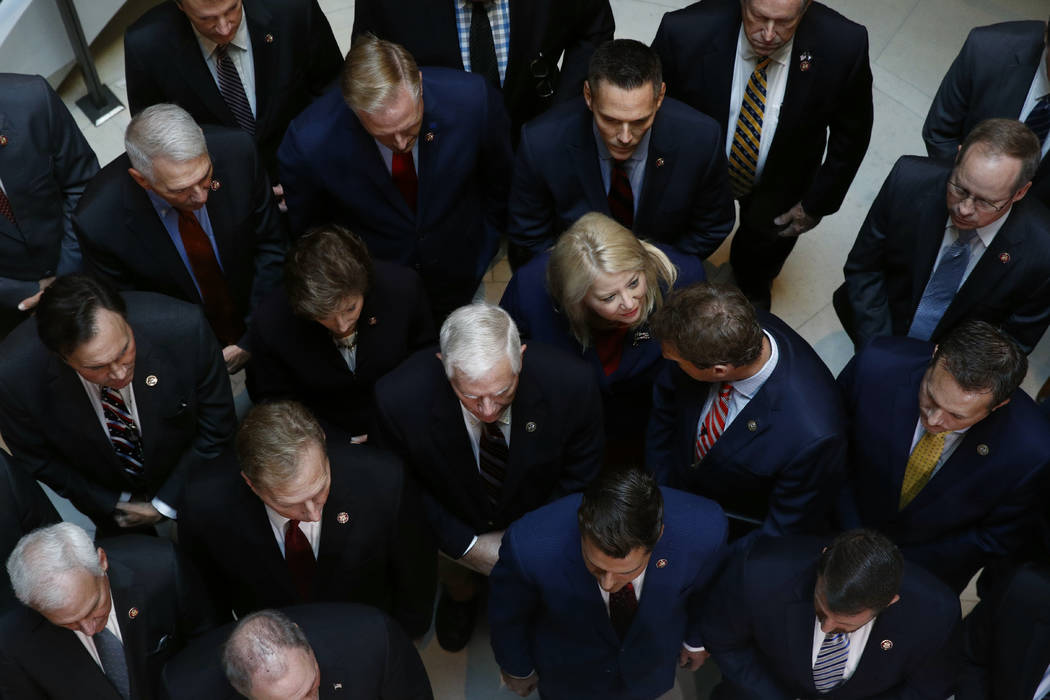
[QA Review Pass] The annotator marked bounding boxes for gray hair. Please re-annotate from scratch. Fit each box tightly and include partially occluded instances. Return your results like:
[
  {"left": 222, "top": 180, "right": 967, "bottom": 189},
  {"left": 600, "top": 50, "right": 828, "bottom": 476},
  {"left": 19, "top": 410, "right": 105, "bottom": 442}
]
[
  {"left": 6, "top": 523, "right": 103, "bottom": 612},
  {"left": 125, "top": 103, "right": 208, "bottom": 181},
  {"left": 439, "top": 303, "right": 522, "bottom": 381},
  {"left": 223, "top": 610, "right": 315, "bottom": 697}
]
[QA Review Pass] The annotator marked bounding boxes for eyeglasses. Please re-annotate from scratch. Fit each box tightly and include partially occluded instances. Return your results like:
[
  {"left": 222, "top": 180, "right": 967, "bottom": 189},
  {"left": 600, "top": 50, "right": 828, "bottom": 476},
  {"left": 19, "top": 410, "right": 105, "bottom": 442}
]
[
  {"left": 947, "top": 180, "right": 1012, "bottom": 213},
  {"left": 530, "top": 55, "right": 555, "bottom": 99}
]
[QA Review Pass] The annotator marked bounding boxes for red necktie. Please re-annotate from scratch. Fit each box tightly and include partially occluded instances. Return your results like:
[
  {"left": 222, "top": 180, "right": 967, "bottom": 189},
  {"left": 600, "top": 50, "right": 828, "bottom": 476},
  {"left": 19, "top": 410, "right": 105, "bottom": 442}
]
[
  {"left": 176, "top": 210, "right": 244, "bottom": 345},
  {"left": 607, "top": 160, "right": 634, "bottom": 229},
  {"left": 392, "top": 151, "right": 418, "bottom": 212},
  {"left": 695, "top": 382, "right": 732, "bottom": 462},
  {"left": 284, "top": 519, "right": 316, "bottom": 601},
  {"left": 609, "top": 582, "right": 638, "bottom": 640},
  {"left": 0, "top": 189, "right": 18, "bottom": 228}
]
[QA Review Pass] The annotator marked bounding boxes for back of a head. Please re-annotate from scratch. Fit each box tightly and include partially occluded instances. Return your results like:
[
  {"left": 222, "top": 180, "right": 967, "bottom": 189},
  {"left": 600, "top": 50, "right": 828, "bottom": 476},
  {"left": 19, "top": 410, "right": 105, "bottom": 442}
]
[
  {"left": 6, "top": 523, "right": 102, "bottom": 612},
  {"left": 35, "top": 274, "right": 127, "bottom": 358},
  {"left": 341, "top": 33, "right": 421, "bottom": 114},
  {"left": 932, "top": 319, "right": 1026, "bottom": 406},
  {"left": 957, "top": 118, "right": 1042, "bottom": 190},
  {"left": 649, "top": 282, "right": 763, "bottom": 368},
  {"left": 223, "top": 609, "right": 314, "bottom": 698},
  {"left": 578, "top": 468, "right": 663, "bottom": 559},
  {"left": 816, "top": 529, "right": 903, "bottom": 615},
  {"left": 285, "top": 225, "right": 374, "bottom": 320},
  {"left": 587, "top": 38, "right": 662, "bottom": 97},
  {"left": 125, "top": 103, "right": 208, "bottom": 181},
  {"left": 439, "top": 303, "right": 522, "bottom": 381},
  {"left": 237, "top": 401, "right": 327, "bottom": 492}
]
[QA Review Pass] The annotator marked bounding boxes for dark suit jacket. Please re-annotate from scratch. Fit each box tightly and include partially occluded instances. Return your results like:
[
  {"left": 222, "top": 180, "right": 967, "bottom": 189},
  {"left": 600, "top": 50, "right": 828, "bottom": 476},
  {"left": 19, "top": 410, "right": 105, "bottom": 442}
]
[
  {"left": 490, "top": 488, "right": 727, "bottom": 700},
  {"left": 247, "top": 260, "right": 435, "bottom": 436},
  {"left": 835, "top": 155, "right": 1050, "bottom": 354},
  {"left": 351, "top": 0, "right": 614, "bottom": 140},
  {"left": 652, "top": 0, "right": 872, "bottom": 221},
  {"left": 179, "top": 435, "right": 437, "bottom": 637},
  {"left": 373, "top": 343, "right": 605, "bottom": 557},
  {"left": 279, "top": 68, "right": 513, "bottom": 316},
  {"left": 837, "top": 336, "right": 1050, "bottom": 593},
  {"left": 958, "top": 563, "right": 1050, "bottom": 700},
  {"left": 0, "top": 452, "right": 60, "bottom": 612},
  {"left": 160, "top": 603, "right": 433, "bottom": 700},
  {"left": 0, "top": 535, "right": 213, "bottom": 700},
  {"left": 702, "top": 536, "right": 961, "bottom": 700},
  {"left": 922, "top": 21, "right": 1050, "bottom": 209},
  {"left": 507, "top": 96, "right": 735, "bottom": 259},
  {"left": 0, "top": 292, "right": 236, "bottom": 522},
  {"left": 0, "top": 74, "right": 98, "bottom": 315},
  {"left": 646, "top": 312, "right": 847, "bottom": 540},
  {"left": 124, "top": 0, "right": 342, "bottom": 177},
  {"left": 499, "top": 243, "right": 705, "bottom": 442}
]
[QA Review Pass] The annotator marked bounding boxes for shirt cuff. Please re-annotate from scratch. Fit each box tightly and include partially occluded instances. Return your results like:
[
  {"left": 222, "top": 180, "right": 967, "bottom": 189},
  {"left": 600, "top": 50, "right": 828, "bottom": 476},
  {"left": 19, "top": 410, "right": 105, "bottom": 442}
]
[
  {"left": 151, "top": 498, "right": 177, "bottom": 520},
  {"left": 118, "top": 492, "right": 132, "bottom": 503},
  {"left": 504, "top": 670, "right": 535, "bottom": 680},
  {"left": 459, "top": 535, "right": 479, "bottom": 558},
  {"left": 682, "top": 642, "right": 706, "bottom": 653}
]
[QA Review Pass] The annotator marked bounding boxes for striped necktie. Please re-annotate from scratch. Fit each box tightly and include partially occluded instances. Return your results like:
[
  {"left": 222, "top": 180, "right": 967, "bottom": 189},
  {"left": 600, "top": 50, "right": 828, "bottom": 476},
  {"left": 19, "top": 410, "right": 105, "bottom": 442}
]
[
  {"left": 478, "top": 421, "right": 508, "bottom": 507},
  {"left": 813, "top": 632, "right": 850, "bottom": 693},
  {"left": 695, "top": 382, "right": 732, "bottom": 462},
  {"left": 100, "top": 386, "right": 144, "bottom": 476},
  {"left": 899, "top": 430, "right": 946, "bottom": 509},
  {"left": 1025, "top": 94, "right": 1050, "bottom": 147},
  {"left": 728, "top": 56, "right": 773, "bottom": 198},
  {"left": 215, "top": 44, "right": 256, "bottom": 135}
]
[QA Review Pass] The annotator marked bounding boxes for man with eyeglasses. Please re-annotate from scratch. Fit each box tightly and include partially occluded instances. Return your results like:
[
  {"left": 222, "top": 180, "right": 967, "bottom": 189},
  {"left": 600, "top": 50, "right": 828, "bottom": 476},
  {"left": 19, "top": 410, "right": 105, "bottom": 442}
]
[{"left": 835, "top": 117, "right": 1050, "bottom": 354}]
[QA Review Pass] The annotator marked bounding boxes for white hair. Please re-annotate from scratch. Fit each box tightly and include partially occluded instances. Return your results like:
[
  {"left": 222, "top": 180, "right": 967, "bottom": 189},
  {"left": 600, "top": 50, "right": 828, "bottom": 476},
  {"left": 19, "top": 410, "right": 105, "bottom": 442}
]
[
  {"left": 6, "top": 523, "right": 103, "bottom": 612},
  {"left": 125, "top": 103, "right": 208, "bottom": 181},
  {"left": 439, "top": 303, "right": 522, "bottom": 380}
]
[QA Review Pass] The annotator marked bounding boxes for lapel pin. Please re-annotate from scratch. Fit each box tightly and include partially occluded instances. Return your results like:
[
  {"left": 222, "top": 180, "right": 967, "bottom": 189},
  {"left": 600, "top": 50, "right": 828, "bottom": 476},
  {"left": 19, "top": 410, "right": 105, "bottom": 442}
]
[
  {"left": 799, "top": 51, "right": 813, "bottom": 72},
  {"left": 525, "top": 421, "right": 537, "bottom": 433},
  {"left": 264, "top": 33, "right": 274, "bottom": 44},
  {"left": 210, "top": 179, "right": 221, "bottom": 191},
  {"left": 145, "top": 374, "right": 158, "bottom": 387},
  {"left": 336, "top": 512, "right": 349, "bottom": 525},
  {"left": 976, "top": 444, "right": 989, "bottom": 456},
  {"left": 128, "top": 607, "right": 139, "bottom": 619},
  {"left": 0, "top": 135, "right": 7, "bottom": 147},
  {"left": 368, "top": 316, "right": 377, "bottom": 326},
  {"left": 632, "top": 330, "right": 651, "bottom": 346},
  {"left": 747, "top": 419, "right": 758, "bottom": 432},
  {"left": 880, "top": 639, "right": 893, "bottom": 651},
  {"left": 656, "top": 558, "right": 668, "bottom": 569},
  {"left": 999, "top": 252, "right": 1010, "bottom": 264},
  {"left": 333, "top": 683, "right": 343, "bottom": 691},
  {"left": 424, "top": 131, "right": 435, "bottom": 143},
  {"left": 655, "top": 157, "right": 665, "bottom": 168}
]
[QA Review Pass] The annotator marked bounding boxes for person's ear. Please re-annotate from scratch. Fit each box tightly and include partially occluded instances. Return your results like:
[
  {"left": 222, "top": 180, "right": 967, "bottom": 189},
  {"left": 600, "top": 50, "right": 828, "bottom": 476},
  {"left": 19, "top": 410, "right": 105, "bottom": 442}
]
[
  {"left": 97, "top": 548, "right": 109, "bottom": 573},
  {"left": 127, "top": 168, "right": 152, "bottom": 192}
]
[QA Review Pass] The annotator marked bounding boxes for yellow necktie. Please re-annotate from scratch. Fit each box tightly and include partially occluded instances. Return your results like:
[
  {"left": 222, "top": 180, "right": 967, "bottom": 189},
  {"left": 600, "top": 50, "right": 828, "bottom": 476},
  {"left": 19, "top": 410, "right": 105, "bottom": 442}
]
[
  {"left": 728, "top": 56, "right": 773, "bottom": 198},
  {"left": 899, "top": 431, "right": 946, "bottom": 509}
]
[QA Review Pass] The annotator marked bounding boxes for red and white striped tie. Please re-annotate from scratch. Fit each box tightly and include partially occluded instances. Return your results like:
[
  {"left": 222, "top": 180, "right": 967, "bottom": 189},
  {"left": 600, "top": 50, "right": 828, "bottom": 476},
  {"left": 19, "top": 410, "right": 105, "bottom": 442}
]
[{"left": 695, "top": 382, "right": 732, "bottom": 462}]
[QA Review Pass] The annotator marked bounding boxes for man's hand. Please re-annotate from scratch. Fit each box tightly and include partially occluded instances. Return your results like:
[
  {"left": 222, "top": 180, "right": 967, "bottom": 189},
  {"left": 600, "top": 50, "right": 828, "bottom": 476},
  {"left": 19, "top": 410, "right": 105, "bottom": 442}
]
[
  {"left": 17, "top": 276, "right": 56, "bottom": 311},
  {"left": 222, "top": 344, "right": 252, "bottom": 374},
  {"left": 500, "top": 670, "right": 538, "bottom": 697},
  {"left": 459, "top": 530, "right": 504, "bottom": 576},
  {"left": 114, "top": 501, "right": 164, "bottom": 528},
  {"left": 272, "top": 183, "right": 288, "bottom": 213},
  {"left": 773, "top": 202, "right": 819, "bottom": 238},
  {"left": 679, "top": 647, "right": 710, "bottom": 671}
]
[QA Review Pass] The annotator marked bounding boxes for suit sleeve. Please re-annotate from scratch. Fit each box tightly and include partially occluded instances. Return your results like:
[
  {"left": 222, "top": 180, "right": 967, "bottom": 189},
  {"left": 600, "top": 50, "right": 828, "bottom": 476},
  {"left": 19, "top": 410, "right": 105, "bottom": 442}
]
[
  {"left": 278, "top": 122, "right": 328, "bottom": 237},
  {"left": 478, "top": 82, "right": 514, "bottom": 278},
  {"left": 955, "top": 594, "right": 994, "bottom": 700},
  {"left": 0, "top": 648, "right": 50, "bottom": 700},
  {"left": 645, "top": 364, "right": 682, "bottom": 487},
  {"left": 921, "top": 31, "right": 975, "bottom": 161},
  {"left": 488, "top": 527, "right": 541, "bottom": 678},
  {"left": 551, "top": 370, "right": 604, "bottom": 499},
  {"left": 997, "top": 273, "right": 1050, "bottom": 355},
  {"left": 172, "top": 540, "right": 220, "bottom": 639},
  {"left": 387, "top": 461, "right": 439, "bottom": 638},
  {"left": 507, "top": 125, "right": 557, "bottom": 259},
  {"left": 762, "top": 431, "right": 846, "bottom": 537},
  {"left": 650, "top": 17, "right": 680, "bottom": 94},
  {"left": 304, "top": 0, "right": 344, "bottom": 98},
  {"left": 244, "top": 150, "right": 287, "bottom": 344},
  {"left": 863, "top": 610, "right": 960, "bottom": 700},
  {"left": 684, "top": 511, "right": 729, "bottom": 648},
  {"left": 378, "top": 612, "right": 435, "bottom": 699},
  {"left": 552, "top": 0, "right": 615, "bottom": 106},
  {"left": 679, "top": 126, "right": 736, "bottom": 258}
]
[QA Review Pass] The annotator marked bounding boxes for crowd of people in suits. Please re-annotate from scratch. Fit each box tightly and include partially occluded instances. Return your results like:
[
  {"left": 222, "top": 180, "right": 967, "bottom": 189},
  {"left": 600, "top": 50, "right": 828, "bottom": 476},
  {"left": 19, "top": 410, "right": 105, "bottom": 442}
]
[{"left": 0, "top": 0, "right": 1049, "bottom": 697}]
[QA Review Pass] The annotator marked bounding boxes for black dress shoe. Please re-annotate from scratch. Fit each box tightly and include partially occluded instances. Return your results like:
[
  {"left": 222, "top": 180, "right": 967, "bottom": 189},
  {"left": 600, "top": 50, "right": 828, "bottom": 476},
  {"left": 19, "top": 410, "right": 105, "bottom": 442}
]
[{"left": 435, "top": 591, "right": 478, "bottom": 652}]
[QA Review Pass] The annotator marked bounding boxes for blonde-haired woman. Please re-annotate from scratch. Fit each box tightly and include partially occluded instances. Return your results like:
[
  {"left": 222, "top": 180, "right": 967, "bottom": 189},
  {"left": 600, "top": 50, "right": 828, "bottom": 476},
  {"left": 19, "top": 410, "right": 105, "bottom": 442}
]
[{"left": 500, "top": 212, "right": 704, "bottom": 460}]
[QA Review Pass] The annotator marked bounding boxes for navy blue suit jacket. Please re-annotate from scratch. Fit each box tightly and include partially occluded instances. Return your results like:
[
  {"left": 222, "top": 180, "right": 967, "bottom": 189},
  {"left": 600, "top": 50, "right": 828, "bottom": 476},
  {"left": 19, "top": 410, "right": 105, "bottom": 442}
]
[
  {"left": 489, "top": 488, "right": 727, "bottom": 700},
  {"left": 279, "top": 68, "right": 513, "bottom": 316},
  {"left": 507, "top": 96, "right": 735, "bottom": 259},
  {"left": 837, "top": 336, "right": 1050, "bottom": 593},
  {"left": 702, "top": 536, "right": 960, "bottom": 700},
  {"left": 646, "top": 312, "right": 846, "bottom": 539}
]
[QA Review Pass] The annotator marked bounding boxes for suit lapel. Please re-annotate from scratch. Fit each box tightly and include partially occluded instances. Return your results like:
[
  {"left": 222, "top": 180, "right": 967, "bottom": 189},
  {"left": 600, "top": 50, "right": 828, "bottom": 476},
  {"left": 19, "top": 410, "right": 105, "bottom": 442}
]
[
  {"left": 430, "top": 389, "right": 488, "bottom": 507},
  {"left": 27, "top": 619, "right": 123, "bottom": 699},
  {"left": 783, "top": 590, "right": 818, "bottom": 693},
  {"left": 110, "top": 563, "right": 152, "bottom": 700},
  {"left": 129, "top": 332, "right": 176, "bottom": 469},
  {"left": 568, "top": 115, "right": 611, "bottom": 214},
  {"left": 201, "top": 148, "right": 239, "bottom": 275},
  {"left": 907, "top": 181, "right": 951, "bottom": 313},
  {"left": 47, "top": 358, "right": 118, "bottom": 468},
  {"left": 245, "top": 2, "right": 276, "bottom": 134},
  {"left": 636, "top": 123, "right": 671, "bottom": 229},
  {"left": 0, "top": 110, "right": 27, "bottom": 245},
  {"left": 315, "top": 472, "right": 354, "bottom": 587},
  {"left": 172, "top": 18, "right": 233, "bottom": 123},
  {"left": 502, "top": 372, "right": 549, "bottom": 508},
  {"left": 122, "top": 177, "right": 202, "bottom": 303},
  {"left": 240, "top": 480, "right": 298, "bottom": 597},
  {"left": 348, "top": 117, "right": 415, "bottom": 221},
  {"left": 883, "top": 367, "right": 924, "bottom": 518},
  {"left": 416, "top": 105, "right": 442, "bottom": 227},
  {"left": 566, "top": 540, "right": 621, "bottom": 648},
  {"left": 769, "top": 24, "right": 817, "bottom": 160}
]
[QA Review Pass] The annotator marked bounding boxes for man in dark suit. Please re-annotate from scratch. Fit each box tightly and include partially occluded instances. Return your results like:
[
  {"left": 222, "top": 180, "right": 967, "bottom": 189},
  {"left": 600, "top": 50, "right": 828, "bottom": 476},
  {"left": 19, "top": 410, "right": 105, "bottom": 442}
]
[
  {"left": 837, "top": 320, "right": 1050, "bottom": 594},
  {"left": 703, "top": 529, "right": 960, "bottom": 699},
  {"left": 923, "top": 17, "right": 1050, "bottom": 210},
  {"left": 652, "top": 0, "right": 873, "bottom": 306},
  {"left": 179, "top": 401, "right": 436, "bottom": 637},
  {"left": 508, "top": 39, "right": 735, "bottom": 262},
  {"left": 161, "top": 605, "right": 431, "bottom": 699},
  {"left": 489, "top": 468, "right": 727, "bottom": 699},
  {"left": 279, "top": 35, "right": 512, "bottom": 321},
  {"left": 124, "top": 0, "right": 342, "bottom": 180},
  {"left": 0, "top": 275, "right": 236, "bottom": 535},
  {"left": 0, "top": 523, "right": 212, "bottom": 700},
  {"left": 836, "top": 118, "right": 1050, "bottom": 354},
  {"left": 351, "top": 0, "right": 614, "bottom": 141},
  {"left": 75, "top": 104, "right": 286, "bottom": 373},
  {"left": 373, "top": 303, "right": 604, "bottom": 651},
  {"left": 957, "top": 563, "right": 1050, "bottom": 699},
  {"left": 646, "top": 282, "right": 846, "bottom": 542},
  {"left": 0, "top": 452, "right": 60, "bottom": 612},
  {"left": 0, "top": 73, "right": 99, "bottom": 336}
]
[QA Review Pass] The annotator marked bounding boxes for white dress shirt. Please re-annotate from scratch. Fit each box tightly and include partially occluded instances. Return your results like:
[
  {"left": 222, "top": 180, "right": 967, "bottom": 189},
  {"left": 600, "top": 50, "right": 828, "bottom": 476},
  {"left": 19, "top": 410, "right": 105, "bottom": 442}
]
[
  {"left": 1033, "top": 661, "right": 1050, "bottom": 700},
  {"left": 808, "top": 615, "right": 876, "bottom": 687},
  {"left": 1019, "top": 47, "right": 1050, "bottom": 159},
  {"left": 191, "top": 14, "right": 257, "bottom": 116},
  {"left": 265, "top": 504, "right": 322, "bottom": 558},
  {"left": 73, "top": 589, "right": 124, "bottom": 669},
  {"left": 697, "top": 331, "right": 780, "bottom": 436}
]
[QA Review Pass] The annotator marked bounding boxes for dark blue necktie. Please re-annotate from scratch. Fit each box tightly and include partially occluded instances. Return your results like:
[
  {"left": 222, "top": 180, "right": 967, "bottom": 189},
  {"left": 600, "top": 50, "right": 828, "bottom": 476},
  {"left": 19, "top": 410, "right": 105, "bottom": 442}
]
[
  {"left": 908, "top": 227, "right": 977, "bottom": 340},
  {"left": 94, "top": 627, "right": 130, "bottom": 700},
  {"left": 1025, "top": 94, "right": 1050, "bottom": 147}
]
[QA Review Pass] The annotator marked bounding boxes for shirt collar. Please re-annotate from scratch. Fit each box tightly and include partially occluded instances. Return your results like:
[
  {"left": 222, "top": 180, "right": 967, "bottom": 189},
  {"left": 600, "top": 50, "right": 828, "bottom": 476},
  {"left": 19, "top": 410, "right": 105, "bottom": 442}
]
[
  {"left": 146, "top": 189, "right": 174, "bottom": 220},
  {"left": 736, "top": 25, "right": 794, "bottom": 67},
  {"left": 193, "top": 12, "right": 251, "bottom": 59},
  {"left": 728, "top": 331, "right": 779, "bottom": 400},
  {"left": 592, "top": 119, "right": 653, "bottom": 165},
  {"left": 947, "top": 210, "right": 1009, "bottom": 249}
]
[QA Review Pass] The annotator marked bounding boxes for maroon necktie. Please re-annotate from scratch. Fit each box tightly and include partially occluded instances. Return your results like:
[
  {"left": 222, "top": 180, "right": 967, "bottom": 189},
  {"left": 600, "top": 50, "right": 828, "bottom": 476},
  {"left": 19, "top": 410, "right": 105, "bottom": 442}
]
[
  {"left": 609, "top": 582, "right": 638, "bottom": 640},
  {"left": 0, "top": 189, "right": 18, "bottom": 228},
  {"left": 607, "top": 159, "right": 634, "bottom": 229},
  {"left": 176, "top": 210, "right": 244, "bottom": 345},
  {"left": 392, "top": 151, "right": 418, "bottom": 212},
  {"left": 284, "top": 519, "right": 316, "bottom": 601}
]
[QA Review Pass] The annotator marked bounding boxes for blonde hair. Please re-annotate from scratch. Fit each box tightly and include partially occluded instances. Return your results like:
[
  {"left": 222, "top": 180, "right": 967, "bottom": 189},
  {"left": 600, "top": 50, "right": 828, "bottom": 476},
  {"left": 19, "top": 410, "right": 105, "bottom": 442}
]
[
  {"left": 546, "top": 212, "right": 677, "bottom": 347},
  {"left": 341, "top": 34, "right": 421, "bottom": 114}
]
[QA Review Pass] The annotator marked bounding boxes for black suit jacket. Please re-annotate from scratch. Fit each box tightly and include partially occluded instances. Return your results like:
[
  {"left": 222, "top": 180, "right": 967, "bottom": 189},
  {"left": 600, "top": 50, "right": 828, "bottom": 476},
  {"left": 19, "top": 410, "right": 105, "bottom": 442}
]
[
  {"left": 124, "top": 0, "right": 342, "bottom": 177},
  {"left": 0, "top": 292, "right": 236, "bottom": 522},
  {"left": 160, "top": 603, "right": 433, "bottom": 700},
  {"left": 507, "top": 96, "right": 736, "bottom": 259},
  {"left": 923, "top": 21, "right": 1050, "bottom": 209},
  {"left": 0, "top": 452, "right": 60, "bottom": 612},
  {"left": 351, "top": 0, "right": 614, "bottom": 140},
  {"left": 373, "top": 344, "right": 604, "bottom": 557},
  {"left": 702, "top": 536, "right": 961, "bottom": 700},
  {"left": 74, "top": 126, "right": 286, "bottom": 348},
  {"left": 247, "top": 260, "right": 436, "bottom": 436},
  {"left": 0, "top": 535, "right": 213, "bottom": 700},
  {"left": 179, "top": 435, "right": 437, "bottom": 637},
  {"left": 836, "top": 155, "right": 1050, "bottom": 353},
  {"left": 652, "top": 0, "right": 872, "bottom": 221}
]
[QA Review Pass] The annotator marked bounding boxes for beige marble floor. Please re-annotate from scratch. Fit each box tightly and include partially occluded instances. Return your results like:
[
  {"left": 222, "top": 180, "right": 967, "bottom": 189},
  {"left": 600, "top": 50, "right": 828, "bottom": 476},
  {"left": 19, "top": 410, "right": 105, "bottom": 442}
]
[{"left": 42, "top": 0, "right": 1049, "bottom": 696}]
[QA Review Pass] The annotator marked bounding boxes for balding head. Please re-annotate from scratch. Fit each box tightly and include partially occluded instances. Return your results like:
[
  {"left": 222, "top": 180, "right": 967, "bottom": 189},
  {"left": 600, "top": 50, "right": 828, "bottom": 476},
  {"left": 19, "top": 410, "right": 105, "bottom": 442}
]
[{"left": 223, "top": 610, "right": 320, "bottom": 700}]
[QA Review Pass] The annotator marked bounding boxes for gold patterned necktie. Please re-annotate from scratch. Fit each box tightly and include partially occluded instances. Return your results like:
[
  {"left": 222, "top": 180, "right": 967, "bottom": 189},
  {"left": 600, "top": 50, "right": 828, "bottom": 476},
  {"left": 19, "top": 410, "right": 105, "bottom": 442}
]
[
  {"left": 728, "top": 56, "right": 773, "bottom": 199},
  {"left": 900, "top": 430, "right": 946, "bottom": 509}
]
